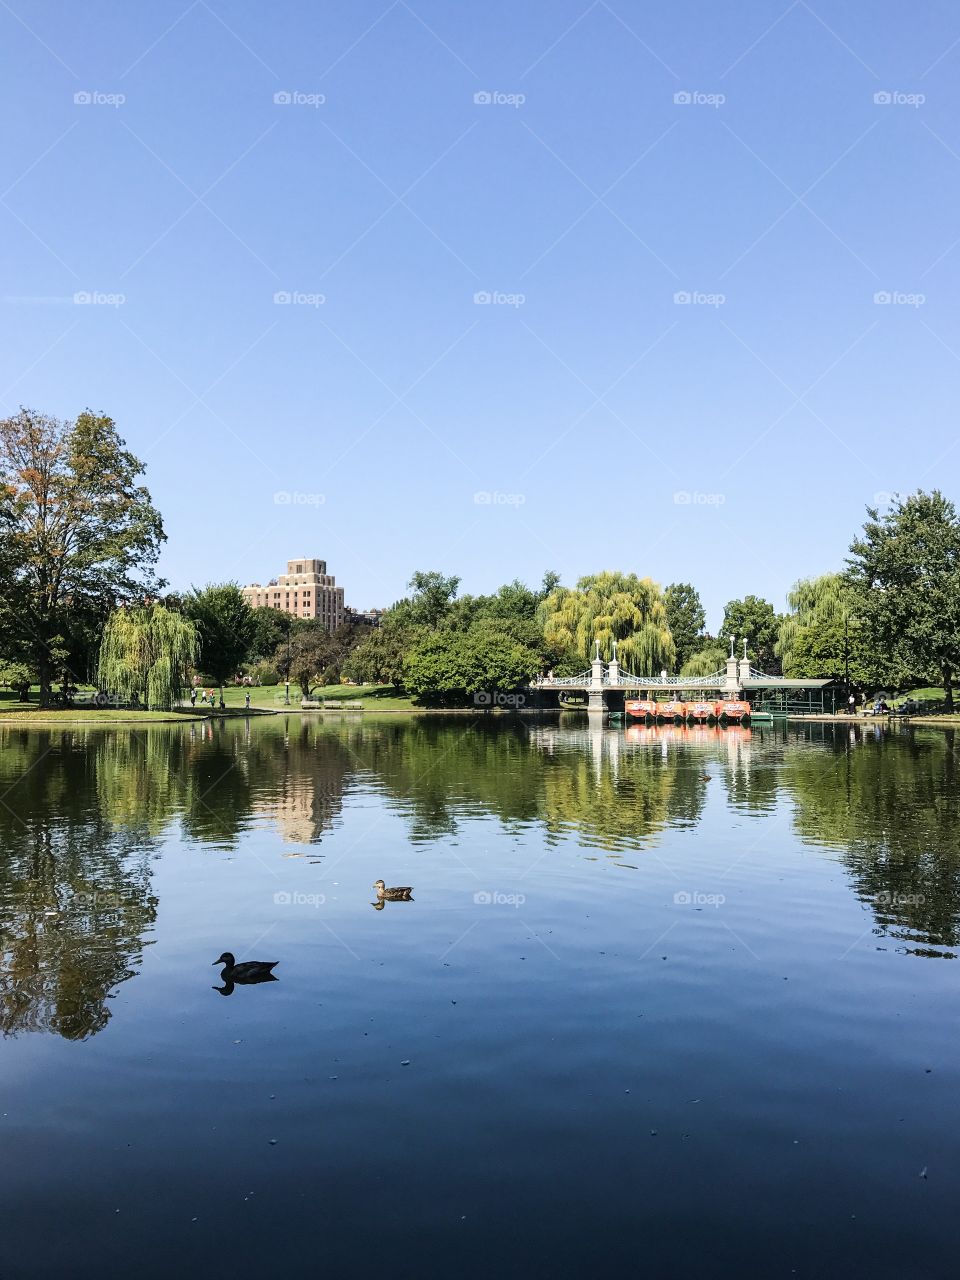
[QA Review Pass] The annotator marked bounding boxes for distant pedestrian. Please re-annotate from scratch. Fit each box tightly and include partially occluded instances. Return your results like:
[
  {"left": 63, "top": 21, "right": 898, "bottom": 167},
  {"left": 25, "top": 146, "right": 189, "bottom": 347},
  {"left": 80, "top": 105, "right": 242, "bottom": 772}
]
[
  {"left": 190, "top": 689, "right": 197, "bottom": 707},
  {"left": 219, "top": 693, "right": 225, "bottom": 710},
  {"left": 245, "top": 691, "right": 251, "bottom": 710},
  {"left": 848, "top": 693, "right": 856, "bottom": 716}
]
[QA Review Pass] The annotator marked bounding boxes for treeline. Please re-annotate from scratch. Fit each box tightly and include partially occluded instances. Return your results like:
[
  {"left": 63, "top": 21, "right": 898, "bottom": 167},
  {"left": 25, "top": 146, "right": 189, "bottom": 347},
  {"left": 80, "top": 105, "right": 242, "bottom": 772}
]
[{"left": 1, "top": 408, "right": 958, "bottom": 710}]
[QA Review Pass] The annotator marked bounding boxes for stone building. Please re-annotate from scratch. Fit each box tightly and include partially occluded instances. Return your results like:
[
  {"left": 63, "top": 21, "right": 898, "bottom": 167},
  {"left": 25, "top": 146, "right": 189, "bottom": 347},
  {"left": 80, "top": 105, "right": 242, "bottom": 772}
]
[{"left": 242, "top": 558, "right": 346, "bottom": 630}]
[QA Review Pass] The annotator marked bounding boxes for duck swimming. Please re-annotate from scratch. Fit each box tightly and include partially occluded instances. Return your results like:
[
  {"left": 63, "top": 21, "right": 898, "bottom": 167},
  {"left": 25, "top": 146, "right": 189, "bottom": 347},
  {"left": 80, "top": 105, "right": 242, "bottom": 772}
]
[
  {"left": 212, "top": 952, "right": 279, "bottom": 983},
  {"left": 372, "top": 880, "right": 414, "bottom": 901}
]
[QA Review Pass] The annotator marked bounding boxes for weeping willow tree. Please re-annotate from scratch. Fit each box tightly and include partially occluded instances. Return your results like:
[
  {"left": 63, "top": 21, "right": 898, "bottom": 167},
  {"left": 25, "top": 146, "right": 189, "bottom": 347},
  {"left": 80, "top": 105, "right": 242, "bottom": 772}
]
[
  {"left": 540, "top": 572, "right": 675, "bottom": 672},
  {"left": 681, "top": 644, "right": 727, "bottom": 678},
  {"left": 98, "top": 604, "right": 198, "bottom": 710},
  {"left": 776, "top": 573, "right": 864, "bottom": 681}
]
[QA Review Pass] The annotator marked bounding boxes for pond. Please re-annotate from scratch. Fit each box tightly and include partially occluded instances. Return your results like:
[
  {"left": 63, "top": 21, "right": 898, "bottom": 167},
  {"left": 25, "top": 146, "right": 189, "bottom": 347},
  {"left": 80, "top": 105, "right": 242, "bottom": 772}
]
[{"left": 1, "top": 715, "right": 959, "bottom": 1277}]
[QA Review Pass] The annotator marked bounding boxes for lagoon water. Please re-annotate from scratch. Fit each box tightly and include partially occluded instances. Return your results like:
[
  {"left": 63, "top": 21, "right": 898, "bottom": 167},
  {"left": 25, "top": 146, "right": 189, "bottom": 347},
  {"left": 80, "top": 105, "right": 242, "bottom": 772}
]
[{"left": 2, "top": 715, "right": 960, "bottom": 1278}]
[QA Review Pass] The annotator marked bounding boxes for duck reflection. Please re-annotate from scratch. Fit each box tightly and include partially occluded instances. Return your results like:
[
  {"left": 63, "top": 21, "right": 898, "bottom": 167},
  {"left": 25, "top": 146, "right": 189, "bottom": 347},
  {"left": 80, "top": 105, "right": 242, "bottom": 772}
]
[{"left": 371, "top": 879, "right": 414, "bottom": 908}]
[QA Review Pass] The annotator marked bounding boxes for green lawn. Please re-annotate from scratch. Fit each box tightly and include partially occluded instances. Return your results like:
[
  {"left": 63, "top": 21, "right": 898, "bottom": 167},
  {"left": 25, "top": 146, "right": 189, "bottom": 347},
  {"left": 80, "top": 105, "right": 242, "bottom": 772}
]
[
  {"left": 210, "top": 683, "right": 424, "bottom": 712},
  {"left": 0, "top": 705, "right": 192, "bottom": 722}
]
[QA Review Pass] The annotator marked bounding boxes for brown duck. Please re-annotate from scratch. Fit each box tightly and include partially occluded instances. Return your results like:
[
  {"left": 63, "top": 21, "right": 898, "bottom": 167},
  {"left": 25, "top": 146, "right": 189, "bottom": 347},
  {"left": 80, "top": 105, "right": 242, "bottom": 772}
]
[{"left": 372, "top": 880, "right": 414, "bottom": 901}]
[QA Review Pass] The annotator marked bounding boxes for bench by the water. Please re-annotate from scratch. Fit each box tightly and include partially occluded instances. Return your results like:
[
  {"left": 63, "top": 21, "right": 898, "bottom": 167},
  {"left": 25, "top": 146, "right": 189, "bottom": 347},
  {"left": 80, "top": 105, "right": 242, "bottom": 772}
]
[{"left": 301, "top": 699, "right": 363, "bottom": 711}]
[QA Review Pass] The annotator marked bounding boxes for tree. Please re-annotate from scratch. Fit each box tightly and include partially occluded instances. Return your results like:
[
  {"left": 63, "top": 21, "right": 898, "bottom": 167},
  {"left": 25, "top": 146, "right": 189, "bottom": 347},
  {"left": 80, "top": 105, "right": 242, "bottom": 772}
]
[
  {"left": 0, "top": 409, "right": 165, "bottom": 704},
  {"left": 247, "top": 606, "right": 288, "bottom": 663},
  {"left": 664, "top": 583, "right": 706, "bottom": 672},
  {"left": 847, "top": 491, "right": 960, "bottom": 711},
  {"left": 776, "top": 573, "right": 876, "bottom": 687},
  {"left": 343, "top": 625, "right": 411, "bottom": 688},
  {"left": 540, "top": 571, "right": 675, "bottom": 672},
  {"left": 280, "top": 628, "right": 338, "bottom": 697},
  {"left": 0, "top": 659, "right": 33, "bottom": 701},
  {"left": 680, "top": 643, "right": 727, "bottom": 678},
  {"left": 395, "top": 571, "right": 460, "bottom": 628},
  {"left": 98, "top": 604, "right": 198, "bottom": 709},
  {"left": 720, "top": 596, "right": 781, "bottom": 672},
  {"left": 403, "top": 627, "right": 540, "bottom": 706},
  {"left": 184, "top": 584, "right": 257, "bottom": 694}
]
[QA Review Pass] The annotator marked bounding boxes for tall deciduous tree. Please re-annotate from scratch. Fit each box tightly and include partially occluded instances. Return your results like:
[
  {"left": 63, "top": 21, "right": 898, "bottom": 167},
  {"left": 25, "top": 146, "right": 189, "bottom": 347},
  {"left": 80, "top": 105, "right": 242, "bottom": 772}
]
[
  {"left": 848, "top": 491, "right": 960, "bottom": 711},
  {"left": 0, "top": 409, "right": 165, "bottom": 703},
  {"left": 720, "top": 596, "right": 781, "bottom": 672},
  {"left": 664, "top": 582, "right": 706, "bottom": 672},
  {"left": 184, "top": 584, "right": 256, "bottom": 695},
  {"left": 540, "top": 572, "right": 675, "bottom": 672},
  {"left": 98, "top": 604, "right": 198, "bottom": 709}
]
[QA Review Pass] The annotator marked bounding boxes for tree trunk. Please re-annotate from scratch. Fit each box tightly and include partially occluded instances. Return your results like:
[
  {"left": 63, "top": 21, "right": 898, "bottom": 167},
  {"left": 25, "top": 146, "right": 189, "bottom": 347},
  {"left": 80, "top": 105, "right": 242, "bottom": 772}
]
[{"left": 944, "top": 663, "right": 954, "bottom": 714}]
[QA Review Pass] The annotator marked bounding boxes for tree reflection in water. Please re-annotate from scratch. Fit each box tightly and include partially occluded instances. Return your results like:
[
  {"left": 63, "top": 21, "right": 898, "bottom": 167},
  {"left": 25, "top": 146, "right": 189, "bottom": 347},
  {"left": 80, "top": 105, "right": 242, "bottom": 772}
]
[{"left": 1, "top": 716, "right": 958, "bottom": 1039}]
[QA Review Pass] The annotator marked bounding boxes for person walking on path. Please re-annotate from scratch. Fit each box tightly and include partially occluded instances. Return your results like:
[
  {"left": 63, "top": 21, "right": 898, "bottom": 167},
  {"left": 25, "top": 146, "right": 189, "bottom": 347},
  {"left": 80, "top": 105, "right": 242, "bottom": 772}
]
[
  {"left": 848, "top": 692, "right": 856, "bottom": 716},
  {"left": 190, "top": 688, "right": 197, "bottom": 708},
  {"left": 245, "top": 691, "right": 251, "bottom": 710}
]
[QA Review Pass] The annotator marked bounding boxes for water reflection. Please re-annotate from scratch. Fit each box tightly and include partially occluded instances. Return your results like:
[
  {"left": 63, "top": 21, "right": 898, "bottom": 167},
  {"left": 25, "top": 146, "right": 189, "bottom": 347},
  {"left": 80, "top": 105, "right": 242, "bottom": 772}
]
[{"left": 0, "top": 717, "right": 958, "bottom": 1038}]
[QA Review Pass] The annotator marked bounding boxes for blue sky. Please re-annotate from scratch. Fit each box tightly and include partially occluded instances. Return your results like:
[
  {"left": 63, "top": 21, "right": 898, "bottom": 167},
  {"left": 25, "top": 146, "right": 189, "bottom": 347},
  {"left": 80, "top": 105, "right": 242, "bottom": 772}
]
[{"left": 2, "top": 1, "right": 959, "bottom": 629}]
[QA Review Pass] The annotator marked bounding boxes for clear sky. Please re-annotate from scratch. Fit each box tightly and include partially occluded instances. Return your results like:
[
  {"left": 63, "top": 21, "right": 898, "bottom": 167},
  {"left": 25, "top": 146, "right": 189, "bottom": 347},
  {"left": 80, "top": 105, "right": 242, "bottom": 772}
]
[{"left": 2, "top": 1, "right": 958, "bottom": 629}]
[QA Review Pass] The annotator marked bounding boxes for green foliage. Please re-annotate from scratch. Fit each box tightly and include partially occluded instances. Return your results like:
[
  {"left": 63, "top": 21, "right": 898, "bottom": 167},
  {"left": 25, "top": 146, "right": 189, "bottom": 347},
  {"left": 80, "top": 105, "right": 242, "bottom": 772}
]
[
  {"left": 540, "top": 571, "right": 675, "bottom": 672},
  {"left": 403, "top": 627, "right": 540, "bottom": 706},
  {"left": 0, "top": 660, "right": 34, "bottom": 700},
  {"left": 184, "top": 584, "right": 257, "bottom": 689},
  {"left": 344, "top": 624, "right": 412, "bottom": 688},
  {"left": 98, "top": 604, "right": 198, "bottom": 709},
  {"left": 680, "top": 644, "right": 727, "bottom": 678},
  {"left": 247, "top": 607, "right": 288, "bottom": 662},
  {"left": 251, "top": 663, "right": 279, "bottom": 686},
  {"left": 0, "top": 408, "right": 165, "bottom": 702},
  {"left": 278, "top": 628, "right": 339, "bottom": 697},
  {"left": 848, "top": 490, "right": 960, "bottom": 710},
  {"left": 664, "top": 582, "right": 706, "bottom": 672},
  {"left": 721, "top": 595, "right": 781, "bottom": 672}
]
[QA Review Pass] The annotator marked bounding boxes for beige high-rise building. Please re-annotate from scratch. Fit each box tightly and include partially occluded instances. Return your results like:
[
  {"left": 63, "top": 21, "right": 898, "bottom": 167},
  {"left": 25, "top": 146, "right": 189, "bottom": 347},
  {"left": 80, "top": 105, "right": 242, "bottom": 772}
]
[{"left": 242, "top": 558, "right": 345, "bottom": 631}]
